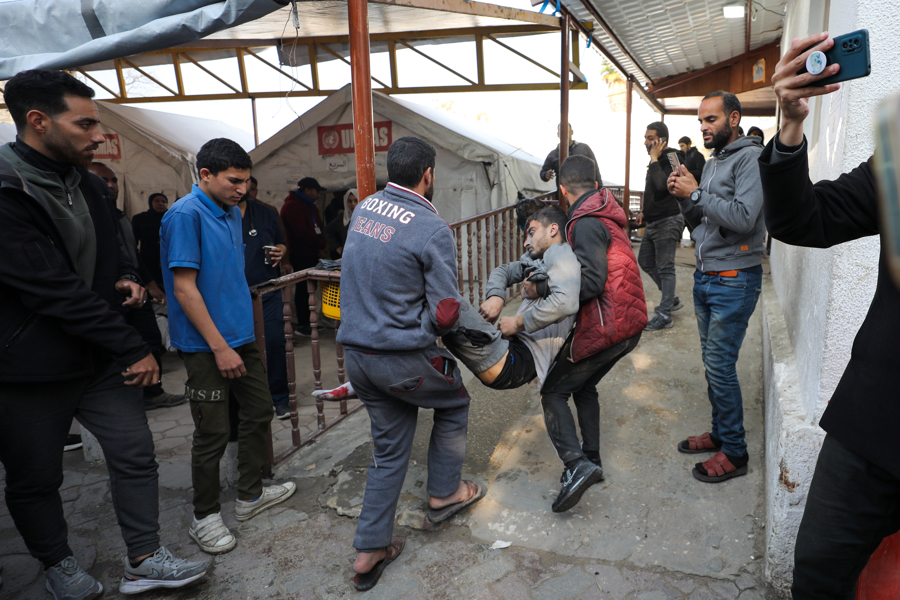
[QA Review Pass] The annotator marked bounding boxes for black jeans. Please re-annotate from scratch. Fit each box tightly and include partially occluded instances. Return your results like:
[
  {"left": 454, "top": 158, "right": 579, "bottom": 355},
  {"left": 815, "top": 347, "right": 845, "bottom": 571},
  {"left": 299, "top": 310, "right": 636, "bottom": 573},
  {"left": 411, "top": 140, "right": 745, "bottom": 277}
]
[
  {"left": 792, "top": 434, "right": 900, "bottom": 600},
  {"left": 0, "top": 360, "right": 161, "bottom": 567},
  {"left": 539, "top": 333, "right": 641, "bottom": 465},
  {"left": 637, "top": 214, "right": 683, "bottom": 316}
]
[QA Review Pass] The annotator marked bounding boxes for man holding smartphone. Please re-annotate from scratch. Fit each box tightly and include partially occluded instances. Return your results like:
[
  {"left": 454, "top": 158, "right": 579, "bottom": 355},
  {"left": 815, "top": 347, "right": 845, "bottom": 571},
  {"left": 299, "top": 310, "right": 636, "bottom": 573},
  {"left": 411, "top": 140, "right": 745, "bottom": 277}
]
[
  {"left": 638, "top": 121, "right": 686, "bottom": 330},
  {"left": 666, "top": 91, "right": 766, "bottom": 484},
  {"left": 759, "top": 31, "right": 897, "bottom": 599}
]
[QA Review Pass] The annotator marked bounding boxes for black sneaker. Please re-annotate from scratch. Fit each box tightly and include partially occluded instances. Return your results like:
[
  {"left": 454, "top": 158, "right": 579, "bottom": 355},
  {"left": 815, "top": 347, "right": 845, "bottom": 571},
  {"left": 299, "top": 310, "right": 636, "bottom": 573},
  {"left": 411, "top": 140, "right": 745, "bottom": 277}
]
[
  {"left": 560, "top": 456, "right": 603, "bottom": 483},
  {"left": 552, "top": 458, "right": 605, "bottom": 513},
  {"left": 64, "top": 434, "right": 83, "bottom": 452},
  {"left": 144, "top": 392, "right": 187, "bottom": 411},
  {"left": 645, "top": 314, "right": 673, "bottom": 331},
  {"left": 656, "top": 297, "right": 684, "bottom": 314},
  {"left": 275, "top": 405, "right": 291, "bottom": 420}
]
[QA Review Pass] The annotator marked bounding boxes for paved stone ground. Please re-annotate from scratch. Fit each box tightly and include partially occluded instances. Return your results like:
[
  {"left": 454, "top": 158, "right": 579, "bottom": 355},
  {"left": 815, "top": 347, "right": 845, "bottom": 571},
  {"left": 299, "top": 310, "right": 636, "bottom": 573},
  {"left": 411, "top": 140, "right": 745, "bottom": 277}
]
[{"left": 0, "top": 247, "right": 783, "bottom": 599}]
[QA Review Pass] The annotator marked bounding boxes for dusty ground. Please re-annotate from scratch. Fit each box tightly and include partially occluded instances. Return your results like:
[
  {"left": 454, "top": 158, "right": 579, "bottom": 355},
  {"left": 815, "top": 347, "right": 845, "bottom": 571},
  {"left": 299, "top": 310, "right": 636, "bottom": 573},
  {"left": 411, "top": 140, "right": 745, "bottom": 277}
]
[{"left": 0, "top": 247, "right": 780, "bottom": 599}]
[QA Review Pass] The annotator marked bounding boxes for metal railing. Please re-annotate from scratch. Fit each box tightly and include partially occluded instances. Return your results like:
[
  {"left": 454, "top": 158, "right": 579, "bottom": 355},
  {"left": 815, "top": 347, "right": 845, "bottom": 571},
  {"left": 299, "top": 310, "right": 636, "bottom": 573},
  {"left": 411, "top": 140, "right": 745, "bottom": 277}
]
[{"left": 250, "top": 187, "right": 646, "bottom": 468}]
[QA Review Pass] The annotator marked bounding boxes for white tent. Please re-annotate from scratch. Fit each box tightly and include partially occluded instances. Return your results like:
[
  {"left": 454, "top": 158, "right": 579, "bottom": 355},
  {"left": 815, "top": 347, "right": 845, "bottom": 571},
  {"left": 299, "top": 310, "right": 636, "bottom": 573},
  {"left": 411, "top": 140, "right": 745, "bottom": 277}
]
[
  {"left": 93, "top": 102, "right": 254, "bottom": 217},
  {"left": 0, "top": 123, "right": 15, "bottom": 145},
  {"left": 249, "top": 85, "right": 553, "bottom": 223}
]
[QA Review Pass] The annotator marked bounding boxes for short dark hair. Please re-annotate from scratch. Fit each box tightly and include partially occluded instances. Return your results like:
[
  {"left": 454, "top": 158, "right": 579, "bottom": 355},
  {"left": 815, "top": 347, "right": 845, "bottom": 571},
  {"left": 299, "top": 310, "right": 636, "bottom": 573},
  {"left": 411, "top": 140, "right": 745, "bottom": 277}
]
[
  {"left": 702, "top": 90, "right": 742, "bottom": 122},
  {"left": 558, "top": 155, "right": 598, "bottom": 194},
  {"left": 387, "top": 136, "right": 436, "bottom": 188},
  {"left": 646, "top": 121, "right": 669, "bottom": 141},
  {"left": 678, "top": 136, "right": 692, "bottom": 146},
  {"left": 3, "top": 69, "right": 96, "bottom": 132},
  {"left": 249, "top": 176, "right": 258, "bottom": 186},
  {"left": 526, "top": 206, "right": 568, "bottom": 241},
  {"left": 196, "top": 138, "right": 252, "bottom": 177}
]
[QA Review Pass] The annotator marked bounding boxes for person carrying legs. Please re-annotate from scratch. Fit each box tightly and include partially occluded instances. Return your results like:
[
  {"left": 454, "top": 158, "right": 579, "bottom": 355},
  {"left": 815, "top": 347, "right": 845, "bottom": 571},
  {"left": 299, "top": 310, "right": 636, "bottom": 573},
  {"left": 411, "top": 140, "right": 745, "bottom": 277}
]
[
  {"left": 667, "top": 91, "right": 766, "bottom": 483},
  {"left": 0, "top": 69, "right": 207, "bottom": 599},
  {"left": 336, "top": 136, "right": 486, "bottom": 591},
  {"left": 160, "top": 138, "right": 296, "bottom": 556}
]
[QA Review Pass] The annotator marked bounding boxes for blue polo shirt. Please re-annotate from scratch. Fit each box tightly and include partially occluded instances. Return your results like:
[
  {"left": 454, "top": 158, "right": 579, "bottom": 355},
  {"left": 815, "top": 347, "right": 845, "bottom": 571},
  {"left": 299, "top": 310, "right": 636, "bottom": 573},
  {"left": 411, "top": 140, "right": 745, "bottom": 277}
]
[{"left": 160, "top": 184, "right": 255, "bottom": 352}]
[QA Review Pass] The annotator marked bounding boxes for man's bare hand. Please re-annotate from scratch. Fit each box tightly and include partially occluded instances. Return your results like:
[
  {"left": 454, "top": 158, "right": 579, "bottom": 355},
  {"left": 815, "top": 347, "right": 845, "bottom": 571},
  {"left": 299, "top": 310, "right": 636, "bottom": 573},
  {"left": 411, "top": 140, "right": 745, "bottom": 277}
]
[
  {"left": 147, "top": 281, "right": 166, "bottom": 306},
  {"left": 497, "top": 315, "right": 524, "bottom": 337},
  {"left": 635, "top": 211, "right": 644, "bottom": 226},
  {"left": 649, "top": 138, "right": 665, "bottom": 161},
  {"left": 522, "top": 280, "right": 540, "bottom": 300},
  {"left": 268, "top": 244, "right": 286, "bottom": 266},
  {"left": 545, "top": 169, "right": 556, "bottom": 180},
  {"left": 215, "top": 347, "right": 247, "bottom": 379},
  {"left": 772, "top": 32, "right": 841, "bottom": 146},
  {"left": 116, "top": 279, "right": 148, "bottom": 308},
  {"left": 667, "top": 166, "right": 699, "bottom": 199},
  {"left": 479, "top": 296, "right": 505, "bottom": 323},
  {"left": 122, "top": 354, "right": 160, "bottom": 388}
]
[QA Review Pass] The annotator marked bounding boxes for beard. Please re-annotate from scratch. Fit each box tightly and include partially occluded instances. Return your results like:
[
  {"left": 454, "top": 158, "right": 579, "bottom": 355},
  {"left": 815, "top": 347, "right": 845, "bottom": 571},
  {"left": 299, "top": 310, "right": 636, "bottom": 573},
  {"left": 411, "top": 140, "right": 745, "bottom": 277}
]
[
  {"left": 44, "top": 128, "right": 97, "bottom": 168},
  {"left": 424, "top": 180, "right": 435, "bottom": 201},
  {"left": 704, "top": 122, "right": 733, "bottom": 151}
]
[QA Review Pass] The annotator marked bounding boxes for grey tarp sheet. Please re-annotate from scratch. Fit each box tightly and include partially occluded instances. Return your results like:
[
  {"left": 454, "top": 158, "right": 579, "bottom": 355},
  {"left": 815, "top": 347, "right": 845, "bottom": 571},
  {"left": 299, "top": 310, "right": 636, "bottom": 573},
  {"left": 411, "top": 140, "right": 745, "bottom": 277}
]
[{"left": 0, "top": 0, "right": 287, "bottom": 79}]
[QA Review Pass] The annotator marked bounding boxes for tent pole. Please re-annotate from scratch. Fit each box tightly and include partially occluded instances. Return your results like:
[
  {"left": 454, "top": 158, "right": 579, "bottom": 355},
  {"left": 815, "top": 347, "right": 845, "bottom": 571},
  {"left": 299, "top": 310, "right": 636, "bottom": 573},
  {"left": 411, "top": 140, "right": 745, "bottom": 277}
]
[
  {"left": 250, "top": 96, "right": 259, "bottom": 148},
  {"left": 624, "top": 78, "right": 633, "bottom": 205},
  {"left": 559, "top": 11, "right": 570, "bottom": 211},
  {"left": 349, "top": 0, "right": 377, "bottom": 201}
]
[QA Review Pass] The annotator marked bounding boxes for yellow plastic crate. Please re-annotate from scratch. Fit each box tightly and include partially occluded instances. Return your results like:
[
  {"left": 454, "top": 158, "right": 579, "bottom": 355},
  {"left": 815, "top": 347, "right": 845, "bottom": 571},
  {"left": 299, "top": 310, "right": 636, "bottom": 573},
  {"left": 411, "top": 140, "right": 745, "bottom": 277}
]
[{"left": 321, "top": 281, "right": 341, "bottom": 320}]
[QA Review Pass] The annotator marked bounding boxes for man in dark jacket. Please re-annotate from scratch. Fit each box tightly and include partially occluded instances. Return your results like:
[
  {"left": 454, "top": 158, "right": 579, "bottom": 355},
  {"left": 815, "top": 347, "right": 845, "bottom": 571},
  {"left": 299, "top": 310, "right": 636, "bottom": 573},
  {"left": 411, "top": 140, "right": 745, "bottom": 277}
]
[
  {"left": 280, "top": 176, "right": 328, "bottom": 336},
  {"left": 760, "top": 32, "right": 897, "bottom": 599},
  {"left": 0, "top": 70, "right": 206, "bottom": 598},
  {"left": 540, "top": 123, "right": 601, "bottom": 185},
  {"left": 639, "top": 121, "right": 686, "bottom": 330},
  {"left": 667, "top": 91, "right": 765, "bottom": 484},
  {"left": 678, "top": 136, "right": 706, "bottom": 182},
  {"left": 89, "top": 161, "right": 185, "bottom": 411}
]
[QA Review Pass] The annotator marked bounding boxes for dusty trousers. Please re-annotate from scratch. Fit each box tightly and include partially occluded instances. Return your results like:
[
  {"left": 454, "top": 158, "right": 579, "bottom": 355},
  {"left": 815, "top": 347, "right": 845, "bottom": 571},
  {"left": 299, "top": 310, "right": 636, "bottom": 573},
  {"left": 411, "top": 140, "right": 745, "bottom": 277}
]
[{"left": 346, "top": 346, "right": 471, "bottom": 552}]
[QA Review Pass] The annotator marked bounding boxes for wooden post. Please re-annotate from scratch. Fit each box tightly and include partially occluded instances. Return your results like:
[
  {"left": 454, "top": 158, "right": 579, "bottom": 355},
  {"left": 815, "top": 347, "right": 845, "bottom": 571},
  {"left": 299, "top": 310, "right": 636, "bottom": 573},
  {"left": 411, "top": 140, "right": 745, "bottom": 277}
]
[
  {"left": 624, "top": 78, "right": 633, "bottom": 202},
  {"left": 349, "top": 0, "right": 377, "bottom": 201},
  {"left": 559, "top": 12, "right": 571, "bottom": 212},
  {"left": 250, "top": 97, "right": 259, "bottom": 148}
]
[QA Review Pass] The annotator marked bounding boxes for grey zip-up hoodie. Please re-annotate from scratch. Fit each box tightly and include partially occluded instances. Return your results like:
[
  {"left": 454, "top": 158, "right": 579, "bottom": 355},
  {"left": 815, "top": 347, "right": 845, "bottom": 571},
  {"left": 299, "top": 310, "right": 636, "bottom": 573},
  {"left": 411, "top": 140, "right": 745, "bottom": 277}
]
[
  {"left": 677, "top": 135, "right": 765, "bottom": 272},
  {"left": 336, "top": 183, "right": 463, "bottom": 353}
]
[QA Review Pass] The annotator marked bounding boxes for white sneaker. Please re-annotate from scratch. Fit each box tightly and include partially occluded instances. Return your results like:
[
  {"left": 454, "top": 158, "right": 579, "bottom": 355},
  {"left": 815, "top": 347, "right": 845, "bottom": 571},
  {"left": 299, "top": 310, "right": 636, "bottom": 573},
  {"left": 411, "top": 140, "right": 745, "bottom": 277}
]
[
  {"left": 189, "top": 513, "right": 236, "bottom": 555},
  {"left": 234, "top": 482, "right": 297, "bottom": 522}
]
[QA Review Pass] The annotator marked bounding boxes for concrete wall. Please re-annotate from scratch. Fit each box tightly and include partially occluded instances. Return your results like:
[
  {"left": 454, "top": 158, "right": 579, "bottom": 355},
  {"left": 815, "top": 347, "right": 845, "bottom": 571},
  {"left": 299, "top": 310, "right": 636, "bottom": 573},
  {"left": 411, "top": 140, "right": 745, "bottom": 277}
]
[{"left": 763, "top": 0, "right": 898, "bottom": 589}]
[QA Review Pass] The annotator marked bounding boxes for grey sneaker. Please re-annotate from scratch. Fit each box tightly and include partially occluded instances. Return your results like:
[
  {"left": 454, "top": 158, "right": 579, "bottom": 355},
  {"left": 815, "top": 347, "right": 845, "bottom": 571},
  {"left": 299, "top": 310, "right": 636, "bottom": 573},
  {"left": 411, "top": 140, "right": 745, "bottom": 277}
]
[
  {"left": 119, "top": 546, "right": 208, "bottom": 594},
  {"left": 645, "top": 314, "right": 673, "bottom": 331},
  {"left": 189, "top": 513, "right": 236, "bottom": 555},
  {"left": 45, "top": 556, "right": 102, "bottom": 600},
  {"left": 235, "top": 482, "right": 297, "bottom": 521},
  {"left": 655, "top": 297, "right": 684, "bottom": 314}
]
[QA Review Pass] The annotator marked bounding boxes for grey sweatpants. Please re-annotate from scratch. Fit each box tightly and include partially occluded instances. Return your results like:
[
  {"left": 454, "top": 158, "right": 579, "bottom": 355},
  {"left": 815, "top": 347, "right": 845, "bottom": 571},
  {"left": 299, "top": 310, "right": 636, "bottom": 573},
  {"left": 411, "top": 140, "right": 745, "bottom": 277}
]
[
  {"left": 346, "top": 346, "right": 471, "bottom": 552},
  {"left": 440, "top": 299, "right": 508, "bottom": 374}
]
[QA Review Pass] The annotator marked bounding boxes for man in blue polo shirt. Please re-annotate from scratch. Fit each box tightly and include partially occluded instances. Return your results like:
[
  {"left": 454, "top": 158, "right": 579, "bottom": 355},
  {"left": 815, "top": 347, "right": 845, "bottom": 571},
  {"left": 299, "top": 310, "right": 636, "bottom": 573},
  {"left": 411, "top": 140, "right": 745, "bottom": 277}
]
[{"left": 160, "top": 138, "right": 295, "bottom": 556}]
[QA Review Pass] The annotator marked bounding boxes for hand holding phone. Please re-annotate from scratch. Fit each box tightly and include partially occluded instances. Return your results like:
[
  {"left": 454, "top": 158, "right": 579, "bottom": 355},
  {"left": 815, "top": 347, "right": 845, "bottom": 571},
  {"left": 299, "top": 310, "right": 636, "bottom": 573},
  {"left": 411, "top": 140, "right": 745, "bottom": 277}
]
[
  {"left": 668, "top": 152, "right": 682, "bottom": 175},
  {"left": 797, "top": 29, "right": 870, "bottom": 87}
]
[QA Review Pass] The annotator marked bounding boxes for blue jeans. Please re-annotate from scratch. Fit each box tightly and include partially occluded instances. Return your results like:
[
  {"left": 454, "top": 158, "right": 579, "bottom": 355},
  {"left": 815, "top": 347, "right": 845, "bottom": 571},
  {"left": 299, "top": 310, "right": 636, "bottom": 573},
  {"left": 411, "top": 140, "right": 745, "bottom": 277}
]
[{"left": 693, "top": 269, "right": 762, "bottom": 457}]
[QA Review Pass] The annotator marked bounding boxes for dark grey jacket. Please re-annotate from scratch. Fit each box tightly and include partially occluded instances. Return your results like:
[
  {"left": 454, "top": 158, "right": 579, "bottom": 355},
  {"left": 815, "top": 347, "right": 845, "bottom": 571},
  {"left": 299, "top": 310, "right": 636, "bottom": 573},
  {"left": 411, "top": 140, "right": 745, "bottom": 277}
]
[
  {"left": 336, "top": 183, "right": 462, "bottom": 353},
  {"left": 677, "top": 135, "right": 765, "bottom": 272}
]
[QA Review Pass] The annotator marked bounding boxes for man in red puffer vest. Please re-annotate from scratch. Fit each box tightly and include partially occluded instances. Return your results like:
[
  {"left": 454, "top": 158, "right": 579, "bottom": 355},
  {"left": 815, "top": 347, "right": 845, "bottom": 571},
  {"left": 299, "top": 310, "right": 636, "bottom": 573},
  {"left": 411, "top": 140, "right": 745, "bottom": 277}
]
[{"left": 541, "top": 155, "right": 647, "bottom": 513}]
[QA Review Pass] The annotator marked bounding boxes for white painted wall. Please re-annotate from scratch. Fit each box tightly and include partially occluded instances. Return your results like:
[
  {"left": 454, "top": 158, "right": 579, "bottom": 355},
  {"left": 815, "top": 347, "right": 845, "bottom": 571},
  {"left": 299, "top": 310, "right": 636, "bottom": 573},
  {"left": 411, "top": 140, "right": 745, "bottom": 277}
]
[{"left": 764, "top": 0, "right": 899, "bottom": 589}]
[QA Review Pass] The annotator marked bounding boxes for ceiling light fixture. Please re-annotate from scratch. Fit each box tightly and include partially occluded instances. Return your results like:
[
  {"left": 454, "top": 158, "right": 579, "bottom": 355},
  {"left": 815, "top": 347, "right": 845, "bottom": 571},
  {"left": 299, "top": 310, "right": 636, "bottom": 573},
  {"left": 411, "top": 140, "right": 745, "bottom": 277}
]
[{"left": 723, "top": 5, "right": 746, "bottom": 18}]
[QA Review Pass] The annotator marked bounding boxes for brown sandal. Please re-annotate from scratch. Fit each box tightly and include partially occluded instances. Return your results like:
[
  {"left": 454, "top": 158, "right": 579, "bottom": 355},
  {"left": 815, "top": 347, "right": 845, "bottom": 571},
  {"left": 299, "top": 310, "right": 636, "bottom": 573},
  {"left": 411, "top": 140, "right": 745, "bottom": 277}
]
[
  {"left": 677, "top": 432, "right": 722, "bottom": 454},
  {"left": 692, "top": 451, "right": 748, "bottom": 483},
  {"left": 426, "top": 480, "right": 486, "bottom": 525},
  {"left": 352, "top": 537, "right": 405, "bottom": 591}
]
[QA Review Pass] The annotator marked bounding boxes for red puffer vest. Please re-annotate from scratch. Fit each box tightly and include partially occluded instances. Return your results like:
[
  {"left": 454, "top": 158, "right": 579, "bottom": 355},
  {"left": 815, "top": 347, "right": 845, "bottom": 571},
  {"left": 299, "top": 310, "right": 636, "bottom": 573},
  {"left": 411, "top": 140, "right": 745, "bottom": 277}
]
[{"left": 565, "top": 188, "right": 647, "bottom": 362}]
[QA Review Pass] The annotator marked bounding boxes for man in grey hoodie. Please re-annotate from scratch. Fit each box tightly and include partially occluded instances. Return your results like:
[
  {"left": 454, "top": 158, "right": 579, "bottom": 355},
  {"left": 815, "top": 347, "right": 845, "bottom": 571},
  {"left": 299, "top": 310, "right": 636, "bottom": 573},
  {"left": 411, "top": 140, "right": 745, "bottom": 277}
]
[{"left": 667, "top": 90, "right": 765, "bottom": 484}]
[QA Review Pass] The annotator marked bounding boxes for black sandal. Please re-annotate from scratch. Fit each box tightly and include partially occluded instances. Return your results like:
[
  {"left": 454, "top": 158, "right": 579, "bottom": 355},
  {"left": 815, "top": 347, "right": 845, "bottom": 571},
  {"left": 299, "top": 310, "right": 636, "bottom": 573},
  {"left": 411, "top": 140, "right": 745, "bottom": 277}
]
[
  {"left": 426, "top": 481, "right": 486, "bottom": 525},
  {"left": 352, "top": 537, "right": 405, "bottom": 591}
]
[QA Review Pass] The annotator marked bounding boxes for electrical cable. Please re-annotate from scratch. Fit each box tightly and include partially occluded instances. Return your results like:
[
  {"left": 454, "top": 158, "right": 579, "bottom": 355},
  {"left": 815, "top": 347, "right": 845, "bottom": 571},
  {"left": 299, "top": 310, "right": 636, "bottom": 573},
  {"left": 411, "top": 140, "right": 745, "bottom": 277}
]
[{"left": 752, "top": 1, "right": 786, "bottom": 17}]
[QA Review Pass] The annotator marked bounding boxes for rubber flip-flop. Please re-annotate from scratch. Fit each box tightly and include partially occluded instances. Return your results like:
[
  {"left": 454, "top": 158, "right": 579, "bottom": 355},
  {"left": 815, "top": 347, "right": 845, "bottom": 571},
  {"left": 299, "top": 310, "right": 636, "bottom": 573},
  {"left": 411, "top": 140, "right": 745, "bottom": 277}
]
[
  {"left": 426, "top": 481, "right": 486, "bottom": 525},
  {"left": 352, "top": 537, "right": 404, "bottom": 592}
]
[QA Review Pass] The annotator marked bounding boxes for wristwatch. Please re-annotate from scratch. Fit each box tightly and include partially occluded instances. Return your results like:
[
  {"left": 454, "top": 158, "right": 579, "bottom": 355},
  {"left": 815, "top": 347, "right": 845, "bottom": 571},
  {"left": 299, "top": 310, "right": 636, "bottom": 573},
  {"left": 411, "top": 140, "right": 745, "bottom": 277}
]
[{"left": 690, "top": 189, "right": 702, "bottom": 204}]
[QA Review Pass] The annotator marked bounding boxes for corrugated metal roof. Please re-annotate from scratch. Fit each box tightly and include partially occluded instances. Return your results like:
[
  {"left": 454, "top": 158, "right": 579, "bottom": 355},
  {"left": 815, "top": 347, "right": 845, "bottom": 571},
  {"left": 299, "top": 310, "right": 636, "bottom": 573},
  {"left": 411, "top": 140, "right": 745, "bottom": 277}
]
[{"left": 563, "top": 0, "right": 785, "bottom": 85}]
